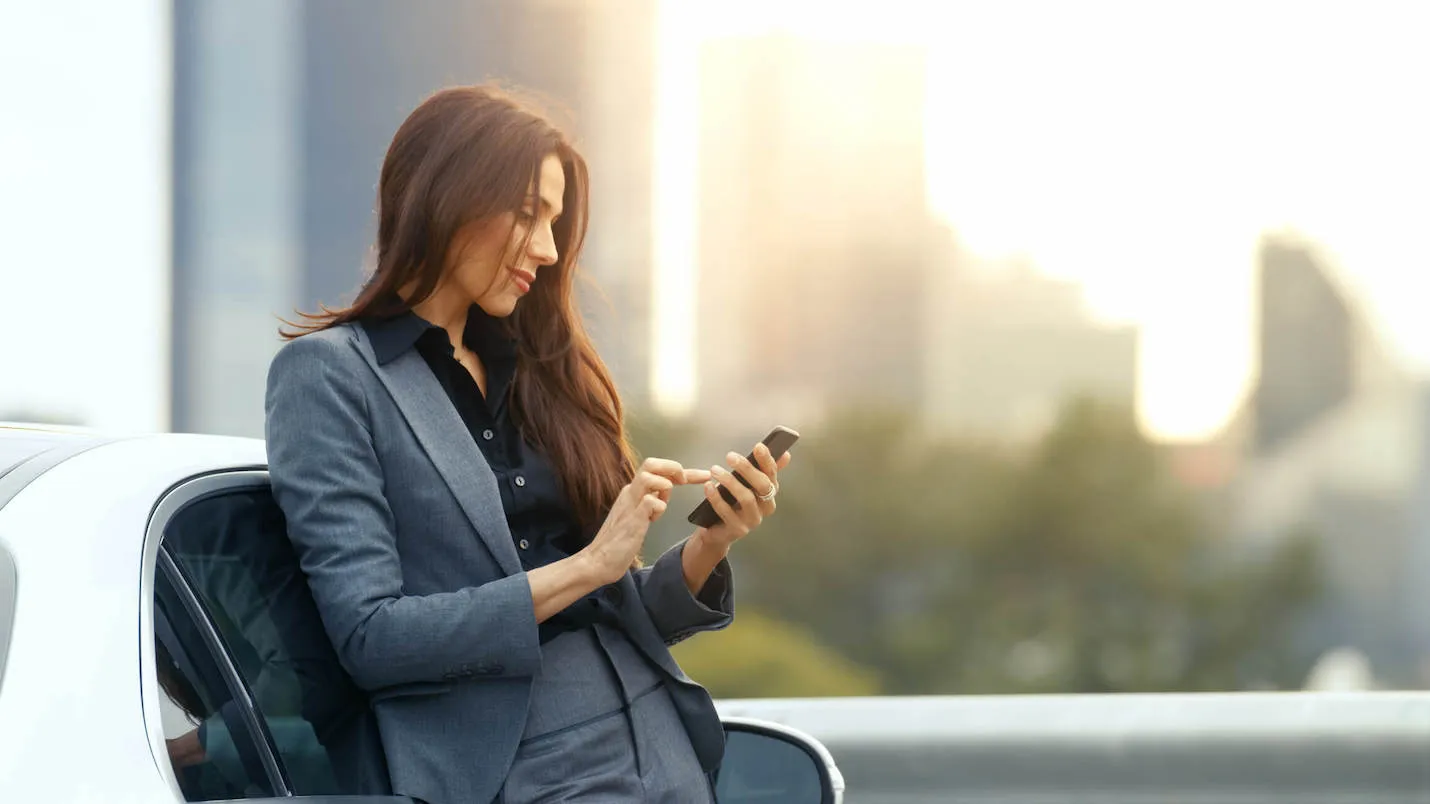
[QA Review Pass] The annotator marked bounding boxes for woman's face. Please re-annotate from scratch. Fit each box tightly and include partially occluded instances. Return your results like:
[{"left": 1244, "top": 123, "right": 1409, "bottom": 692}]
[{"left": 448, "top": 152, "right": 565, "bottom": 317}]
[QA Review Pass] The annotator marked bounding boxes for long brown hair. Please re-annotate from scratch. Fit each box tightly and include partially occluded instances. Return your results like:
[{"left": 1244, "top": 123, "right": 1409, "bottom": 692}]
[{"left": 283, "top": 84, "right": 636, "bottom": 540}]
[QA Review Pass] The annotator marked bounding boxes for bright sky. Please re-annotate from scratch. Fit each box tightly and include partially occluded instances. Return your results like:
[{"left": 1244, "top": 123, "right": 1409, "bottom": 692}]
[
  {"left": 0, "top": 1, "right": 170, "bottom": 432},
  {"left": 2, "top": 2, "right": 1425, "bottom": 442},
  {"left": 653, "top": 0, "right": 1430, "bottom": 441}
]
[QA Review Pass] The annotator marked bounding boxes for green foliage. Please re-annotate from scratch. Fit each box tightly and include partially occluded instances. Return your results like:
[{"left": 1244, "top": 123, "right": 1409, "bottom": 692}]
[
  {"left": 625, "top": 409, "right": 700, "bottom": 466},
  {"left": 672, "top": 608, "right": 881, "bottom": 698},
  {"left": 630, "top": 398, "right": 1324, "bottom": 696}
]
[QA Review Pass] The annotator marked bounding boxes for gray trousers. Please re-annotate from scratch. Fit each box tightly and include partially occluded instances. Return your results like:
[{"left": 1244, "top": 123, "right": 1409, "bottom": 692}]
[{"left": 497, "top": 626, "right": 715, "bottom": 803}]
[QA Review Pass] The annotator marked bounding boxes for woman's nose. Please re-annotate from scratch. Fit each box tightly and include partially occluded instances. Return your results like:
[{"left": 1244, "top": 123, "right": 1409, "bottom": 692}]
[{"left": 530, "top": 226, "right": 559, "bottom": 266}]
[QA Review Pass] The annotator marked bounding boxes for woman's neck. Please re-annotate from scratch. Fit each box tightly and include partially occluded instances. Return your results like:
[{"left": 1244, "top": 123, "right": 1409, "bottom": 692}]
[{"left": 410, "top": 285, "right": 472, "bottom": 352}]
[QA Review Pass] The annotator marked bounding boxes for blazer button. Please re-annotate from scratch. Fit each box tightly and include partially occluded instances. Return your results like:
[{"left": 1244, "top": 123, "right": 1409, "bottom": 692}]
[
  {"left": 482, "top": 429, "right": 494, "bottom": 440},
  {"left": 514, "top": 475, "right": 526, "bottom": 487},
  {"left": 519, "top": 539, "right": 530, "bottom": 550}
]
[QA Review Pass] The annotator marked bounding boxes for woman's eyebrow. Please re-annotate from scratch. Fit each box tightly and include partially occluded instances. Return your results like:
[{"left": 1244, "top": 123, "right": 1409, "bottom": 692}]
[{"left": 524, "top": 194, "right": 563, "bottom": 216}]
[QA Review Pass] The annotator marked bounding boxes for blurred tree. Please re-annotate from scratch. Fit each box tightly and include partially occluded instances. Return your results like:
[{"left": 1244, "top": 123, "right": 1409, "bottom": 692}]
[
  {"left": 625, "top": 408, "right": 700, "bottom": 465},
  {"left": 732, "top": 398, "right": 1323, "bottom": 695},
  {"left": 672, "top": 607, "right": 881, "bottom": 698}
]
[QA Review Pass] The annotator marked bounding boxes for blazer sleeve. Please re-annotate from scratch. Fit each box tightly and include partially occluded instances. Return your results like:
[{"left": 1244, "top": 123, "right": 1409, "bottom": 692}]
[
  {"left": 632, "top": 539, "right": 735, "bottom": 647},
  {"left": 264, "top": 335, "right": 542, "bottom": 692}
]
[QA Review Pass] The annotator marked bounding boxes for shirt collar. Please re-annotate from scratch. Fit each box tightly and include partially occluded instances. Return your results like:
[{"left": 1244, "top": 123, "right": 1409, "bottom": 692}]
[
  {"left": 363, "top": 310, "right": 430, "bottom": 365},
  {"left": 362, "top": 303, "right": 517, "bottom": 366}
]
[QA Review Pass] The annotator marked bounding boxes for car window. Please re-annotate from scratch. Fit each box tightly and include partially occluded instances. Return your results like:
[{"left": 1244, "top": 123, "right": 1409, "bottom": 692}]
[
  {"left": 161, "top": 488, "right": 391, "bottom": 796},
  {"left": 155, "top": 568, "right": 279, "bottom": 799}
]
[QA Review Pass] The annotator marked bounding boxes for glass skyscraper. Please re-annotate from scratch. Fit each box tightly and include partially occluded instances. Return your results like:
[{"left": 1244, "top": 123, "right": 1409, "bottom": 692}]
[{"left": 171, "top": 0, "right": 656, "bottom": 436}]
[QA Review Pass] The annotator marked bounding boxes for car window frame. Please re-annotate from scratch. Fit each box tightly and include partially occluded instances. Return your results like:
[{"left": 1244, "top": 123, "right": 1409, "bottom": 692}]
[
  {"left": 158, "top": 544, "right": 291, "bottom": 793},
  {"left": 719, "top": 717, "right": 844, "bottom": 804},
  {"left": 143, "top": 470, "right": 283, "bottom": 798},
  {"left": 153, "top": 556, "right": 286, "bottom": 798},
  {"left": 143, "top": 468, "right": 410, "bottom": 803}
]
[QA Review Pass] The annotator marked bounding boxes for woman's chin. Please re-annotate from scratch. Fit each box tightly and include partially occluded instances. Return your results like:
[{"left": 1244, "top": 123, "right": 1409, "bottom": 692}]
[{"left": 480, "top": 296, "right": 520, "bottom": 318}]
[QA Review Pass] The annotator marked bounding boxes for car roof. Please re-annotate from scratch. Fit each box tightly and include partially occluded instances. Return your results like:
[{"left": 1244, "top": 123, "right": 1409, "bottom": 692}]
[{"left": 0, "top": 423, "right": 121, "bottom": 510}]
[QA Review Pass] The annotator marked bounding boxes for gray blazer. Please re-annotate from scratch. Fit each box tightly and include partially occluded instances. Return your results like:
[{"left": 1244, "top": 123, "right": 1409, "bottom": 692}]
[{"left": 264, "top": 323, "right": 734, "bottom": 804}]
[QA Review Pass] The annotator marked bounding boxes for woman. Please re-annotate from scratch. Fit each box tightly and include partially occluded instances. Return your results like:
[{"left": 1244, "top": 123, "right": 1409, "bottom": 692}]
[{"left": 264, "top": 84, "right": 789, "bottom": 804}]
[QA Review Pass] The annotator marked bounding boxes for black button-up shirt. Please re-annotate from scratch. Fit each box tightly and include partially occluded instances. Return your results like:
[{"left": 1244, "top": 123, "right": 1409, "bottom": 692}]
[{"left": 362, "top": 304, "right": 616, "bottom": 644}]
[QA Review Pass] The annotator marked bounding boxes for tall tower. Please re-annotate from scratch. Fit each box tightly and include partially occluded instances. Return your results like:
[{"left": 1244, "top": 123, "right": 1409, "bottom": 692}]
[
  {"left": 171, "top": 0, "right": 658, "bottom": 435},
  {"left": 694, "top": 36, "right": 932, "bottom": 431},
  {"left": 1252, "top": 235, "right": 1354, "bottom": 454}
]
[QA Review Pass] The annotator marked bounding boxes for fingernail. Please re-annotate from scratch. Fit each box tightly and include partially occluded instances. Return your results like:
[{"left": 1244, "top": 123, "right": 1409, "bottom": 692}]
[{"left": 711, "top": 465, "right": 723, "bottom": 475}]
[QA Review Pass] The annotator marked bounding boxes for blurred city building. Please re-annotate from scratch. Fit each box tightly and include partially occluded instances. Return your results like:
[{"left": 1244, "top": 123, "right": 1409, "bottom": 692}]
[
  {"left": 693, "top": 36, "right": 935, "bottom": 436},
  {"left": 1251, "top": 237, "right": 1356, "bottom": 455},
  {"left": 922, "top": 243, "right": 1139, "bottom": 442},
  {"left": 171, "top": 0, "right": 657, "bottom": 437},
  {"left": 1226, "top": 234, "right": 1430, "bottom": 685},
  {"left": 691, "top": 34, "right": 1136, "bottom": 445}
]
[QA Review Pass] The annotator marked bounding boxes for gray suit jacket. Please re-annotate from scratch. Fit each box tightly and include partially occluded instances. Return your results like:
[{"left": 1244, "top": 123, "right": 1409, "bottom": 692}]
[{"left": 264, "top": 323, "right": 734, "bottom": 804}]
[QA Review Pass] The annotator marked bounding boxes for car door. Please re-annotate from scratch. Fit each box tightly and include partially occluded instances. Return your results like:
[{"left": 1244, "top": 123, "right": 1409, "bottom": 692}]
[{"left": 147, "top": 470, "right": 409, "bottom": 802}]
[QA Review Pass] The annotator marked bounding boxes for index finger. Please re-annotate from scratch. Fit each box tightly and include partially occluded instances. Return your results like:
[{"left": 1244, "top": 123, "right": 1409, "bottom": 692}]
[{"left": 639, "top": 457, "right": 707, "bottom": 485}]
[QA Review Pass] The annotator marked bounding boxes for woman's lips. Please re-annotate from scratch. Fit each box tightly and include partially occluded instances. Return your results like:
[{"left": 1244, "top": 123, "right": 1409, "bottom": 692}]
[{"left": 510, "top": 267, "right": 535, "bottom": 293}]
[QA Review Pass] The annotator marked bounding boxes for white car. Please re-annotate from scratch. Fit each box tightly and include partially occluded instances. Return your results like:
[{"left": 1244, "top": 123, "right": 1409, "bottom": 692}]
[{"left": 0, "top": 424, "right": 844, "bottom": 803}]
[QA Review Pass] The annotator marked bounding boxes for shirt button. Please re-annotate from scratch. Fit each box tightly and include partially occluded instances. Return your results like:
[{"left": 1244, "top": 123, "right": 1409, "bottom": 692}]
[
  {"left": 519, "top": 539, "right": 530, "bottom": 550},
  {"left": 514, "top": 475, "right": 526, "bottom": 487},
  {"left": 482, "top": 429, "right": 494, "bottom": 440}
]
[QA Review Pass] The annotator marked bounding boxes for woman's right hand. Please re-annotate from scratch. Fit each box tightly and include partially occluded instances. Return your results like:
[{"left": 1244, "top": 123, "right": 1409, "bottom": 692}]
[{"left": 579, "top": 458, "right": 710, "bottom": 585}]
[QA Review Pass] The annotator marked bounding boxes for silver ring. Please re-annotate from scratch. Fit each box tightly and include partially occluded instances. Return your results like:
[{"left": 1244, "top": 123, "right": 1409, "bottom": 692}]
[{"left": 757, "top": 480, "right": 778, "bottom": 503}]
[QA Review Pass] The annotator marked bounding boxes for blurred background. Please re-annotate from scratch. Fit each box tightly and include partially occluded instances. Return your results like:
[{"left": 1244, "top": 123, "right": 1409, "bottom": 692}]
[{"left": 3, "top": 0, "right": 1428, "bottom": 697}]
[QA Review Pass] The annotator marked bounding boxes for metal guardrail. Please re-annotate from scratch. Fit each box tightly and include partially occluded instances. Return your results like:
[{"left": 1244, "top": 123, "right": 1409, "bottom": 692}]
[{"left": 716, "top": 693, "right": 1430, "bottom": 804}]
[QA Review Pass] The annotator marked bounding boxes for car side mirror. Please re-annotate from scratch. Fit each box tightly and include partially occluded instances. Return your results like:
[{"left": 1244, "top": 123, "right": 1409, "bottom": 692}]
[{"left": 715, "top": 717, "right": 844, "bottom": 804}]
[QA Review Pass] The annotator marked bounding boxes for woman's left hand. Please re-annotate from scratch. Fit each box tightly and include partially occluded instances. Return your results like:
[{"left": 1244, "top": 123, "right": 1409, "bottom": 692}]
[{"left": 697, "top": 442, "right": 793, "bottom": 549}]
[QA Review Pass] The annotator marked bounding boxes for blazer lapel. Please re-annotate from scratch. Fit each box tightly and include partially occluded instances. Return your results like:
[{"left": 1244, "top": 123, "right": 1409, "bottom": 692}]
[{"left": 347, "top": 326, "right": 524, "bottom": 576}]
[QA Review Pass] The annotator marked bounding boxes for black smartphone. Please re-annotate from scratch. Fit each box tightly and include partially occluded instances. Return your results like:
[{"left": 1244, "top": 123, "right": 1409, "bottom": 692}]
[{"left": 687, "top": 425, "right": 800, "bottom": 528}]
